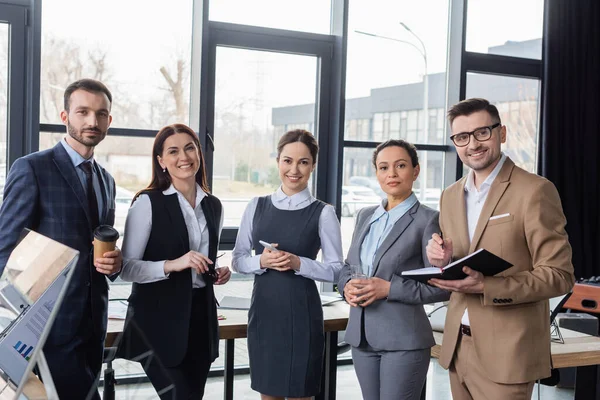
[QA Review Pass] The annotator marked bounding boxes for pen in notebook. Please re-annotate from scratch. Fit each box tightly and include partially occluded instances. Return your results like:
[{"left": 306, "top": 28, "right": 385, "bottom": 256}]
[{"left": 439, "top": 232, "right": 444, "bottom": 249}]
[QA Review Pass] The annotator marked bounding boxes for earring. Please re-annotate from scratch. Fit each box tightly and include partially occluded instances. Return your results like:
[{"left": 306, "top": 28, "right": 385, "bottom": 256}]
[{"left": 163, "top": 168, "right": 166, "bottom": 173}]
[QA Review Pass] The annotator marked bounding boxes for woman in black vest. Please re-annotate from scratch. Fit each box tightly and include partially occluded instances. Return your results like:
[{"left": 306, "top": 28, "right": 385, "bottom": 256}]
[
  {"left": 232, "top": 129, "right": 344, "bottom": 400},
  {"left": 118, "top": 123, "right": 231, "bottom": 399}
]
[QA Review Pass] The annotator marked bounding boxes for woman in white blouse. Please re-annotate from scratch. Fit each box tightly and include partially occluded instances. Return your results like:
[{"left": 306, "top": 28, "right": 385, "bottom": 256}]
[
  {"left": 118, "top": 123, "right": 230, "bottom": 399},
  {"left": 232, "top": 129, "right": 343, "bottom": 400}
]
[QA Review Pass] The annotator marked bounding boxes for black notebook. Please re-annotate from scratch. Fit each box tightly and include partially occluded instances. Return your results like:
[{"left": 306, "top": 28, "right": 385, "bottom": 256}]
[{"left": 401, "top": 248, "right": 512, "bottom": 284}]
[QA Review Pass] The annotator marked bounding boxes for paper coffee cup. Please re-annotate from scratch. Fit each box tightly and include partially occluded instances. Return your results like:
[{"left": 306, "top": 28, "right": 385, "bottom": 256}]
[{"left": 93, "top": 225, "right": 119, "bottom": 261}]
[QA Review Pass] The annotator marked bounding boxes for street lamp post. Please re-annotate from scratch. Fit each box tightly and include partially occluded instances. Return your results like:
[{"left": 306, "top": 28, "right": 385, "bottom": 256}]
[
  {"left": 400, "top": 22, "right": 428, "bottom": 142},
  {"left": 399, "top": 23, "right": 429, "bottom": 205},
  {"left": 355, "top": 26, "right": 428, "bottom": 142},
  {"left": 355, "top": 25, "right": 429, "bottom": 202}
]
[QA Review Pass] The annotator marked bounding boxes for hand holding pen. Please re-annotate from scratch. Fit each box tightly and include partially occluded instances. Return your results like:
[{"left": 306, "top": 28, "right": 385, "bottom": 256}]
[{"left": 426, "top": 231, "right": 453, "bottom": 267}]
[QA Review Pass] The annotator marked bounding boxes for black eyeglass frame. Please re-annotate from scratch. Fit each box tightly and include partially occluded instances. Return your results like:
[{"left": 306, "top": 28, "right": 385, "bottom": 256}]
[{"left": 450, "top": 122, "right": 501, "bottom": 147}]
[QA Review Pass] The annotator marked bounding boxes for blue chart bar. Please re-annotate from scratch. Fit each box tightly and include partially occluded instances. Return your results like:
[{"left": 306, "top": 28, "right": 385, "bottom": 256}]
[{"left": 13, "top": 341, "right": 34, "bottom": 360}]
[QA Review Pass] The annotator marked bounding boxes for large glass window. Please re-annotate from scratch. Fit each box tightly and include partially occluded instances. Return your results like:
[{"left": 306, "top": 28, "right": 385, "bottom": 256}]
[
  {"left": 466, "top": 0, "right": 544, "bottom": 59},
  {"left": 40, "top": 0, "right": 193, "bottom": 130},
  {"left": 466, "top": 73, "right": 540, "bottom": 173},
  {"left": 0, "top": 23, "right": 7, "bottom": 203},
  {"left": 344, "top": 0, "right": 449, "bottom": 145},
  {"left": 209, "top": 0, "right": 331, "bottom": 35},
  {"left": 213, "top": 47, "right": 318, "bottom": 228}
]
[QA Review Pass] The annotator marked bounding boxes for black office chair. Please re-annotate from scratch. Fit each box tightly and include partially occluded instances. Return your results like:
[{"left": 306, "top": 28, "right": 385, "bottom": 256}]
[{"left": 102, "top": 346, "right": 118, "bottom": 400}]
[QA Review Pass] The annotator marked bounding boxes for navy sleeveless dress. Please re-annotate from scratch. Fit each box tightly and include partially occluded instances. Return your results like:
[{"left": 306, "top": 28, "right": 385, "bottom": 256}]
[{"left": 248, "top": 196, "right": 326, "bottom": 397}]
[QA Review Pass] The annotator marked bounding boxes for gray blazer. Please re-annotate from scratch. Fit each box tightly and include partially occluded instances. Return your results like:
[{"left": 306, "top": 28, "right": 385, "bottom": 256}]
[{"left": 338, "top": 201, "right": 450, "bottom": 351}]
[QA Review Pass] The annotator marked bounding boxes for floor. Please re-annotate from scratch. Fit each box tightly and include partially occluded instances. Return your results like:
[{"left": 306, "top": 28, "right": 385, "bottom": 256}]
[{"left": 111, "top": 360, "right": 576, "bottom": 399}]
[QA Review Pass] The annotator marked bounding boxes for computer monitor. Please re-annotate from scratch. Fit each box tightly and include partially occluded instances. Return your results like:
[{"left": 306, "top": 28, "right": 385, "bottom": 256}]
[{"left": 0, "top": 230, "right": 78, "bottom": 397}]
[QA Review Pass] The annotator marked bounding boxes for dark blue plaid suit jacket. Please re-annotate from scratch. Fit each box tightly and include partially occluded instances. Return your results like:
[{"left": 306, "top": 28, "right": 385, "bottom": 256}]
[{"left": 0, "top": 142, "right": 116, "bottom": 346}]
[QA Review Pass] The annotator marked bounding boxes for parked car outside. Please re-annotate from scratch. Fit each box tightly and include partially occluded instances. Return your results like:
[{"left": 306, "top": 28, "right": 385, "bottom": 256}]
[
  {"left": 341, "top": 185, "right": 381, "bottom": 217},
  {"left": 348, "top": 176, "right": 385, "bottom": 198}
]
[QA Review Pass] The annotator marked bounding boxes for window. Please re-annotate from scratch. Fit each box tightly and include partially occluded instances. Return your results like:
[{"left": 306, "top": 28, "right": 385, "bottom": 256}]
[
  {"left": 0, "top": 23, "right": 7, "bottom": 202},
  {"left": 212, "top": 47, "right": 318, "bottom": 228},
  {"left": 466, "top": 73, "right": 540, "bottom": 173},
  {"left": 372, "top": 113, "right": 383, "bottom": 142},
  {"left": 466, "top": 0, "right": 544, "bottom": 59},
  {"left": 40, "top": 0, "right": 193, "bottom": 130},
  {"left": 390, "top": 111, "right": 401, "bottom": 138},
  {"left": 345, "top": 0, "right": 449, "bottom": 145},
  {"left": 209, "top": 0, "right": 331, "bottom": 35}
]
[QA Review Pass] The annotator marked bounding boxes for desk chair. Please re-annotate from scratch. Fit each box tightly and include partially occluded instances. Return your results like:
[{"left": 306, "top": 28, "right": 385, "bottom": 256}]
[
  {"left": 101, "top": 298, "right": 126, "bottom": 400},
  {"left": 102, "top": 347, "right": 118, "bottom": 400}
]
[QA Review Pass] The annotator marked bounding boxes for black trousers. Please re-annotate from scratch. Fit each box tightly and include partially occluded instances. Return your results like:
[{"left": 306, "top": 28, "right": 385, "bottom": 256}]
[
  {"left": 141, "top": 287, "right": 213, "bottom": 400},
  {"left": 44, "top": 318, "right": 103, "bottom": 400}
]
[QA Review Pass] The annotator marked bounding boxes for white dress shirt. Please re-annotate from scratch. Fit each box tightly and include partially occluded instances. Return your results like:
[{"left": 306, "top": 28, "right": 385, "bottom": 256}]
[
  {"left": 231, "top": 186, "right": 344, "bottom": 283},
  {"left": 121, "top": 183, "right": 224, "bottom": 288},
  {"left": 462, "top": 153, "right": 507, "bottom": 326}
]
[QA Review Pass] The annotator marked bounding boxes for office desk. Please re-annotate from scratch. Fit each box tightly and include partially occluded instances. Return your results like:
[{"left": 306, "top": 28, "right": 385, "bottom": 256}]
[
  {"left": 431, "top": 328, "right": 600, "bottom": 400},
  {"left": 106, "top": 301, "right": 350, "bottom": 400}
]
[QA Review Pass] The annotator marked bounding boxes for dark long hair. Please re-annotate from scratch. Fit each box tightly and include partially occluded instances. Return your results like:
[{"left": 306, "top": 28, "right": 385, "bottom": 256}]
[{"left": 133, "top": 124, "right": 209, "bottom": 201}]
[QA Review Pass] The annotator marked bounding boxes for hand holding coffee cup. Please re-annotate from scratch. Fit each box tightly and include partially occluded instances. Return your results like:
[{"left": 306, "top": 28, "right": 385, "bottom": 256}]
[{"left": 93, "top": 225, "right": 121, "bottom": 275}]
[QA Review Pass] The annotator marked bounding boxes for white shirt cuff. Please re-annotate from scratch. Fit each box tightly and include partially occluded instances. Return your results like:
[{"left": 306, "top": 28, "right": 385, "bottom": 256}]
[
  {"left": 251, "top": 255, "right": 267, "bottom": 275},
  {"left": 149, "top": 260, "right": 169, "bottom": 280}
]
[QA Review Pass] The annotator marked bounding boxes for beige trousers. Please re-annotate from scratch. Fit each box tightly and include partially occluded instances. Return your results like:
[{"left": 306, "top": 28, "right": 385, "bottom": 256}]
[{"left": 449, "top": 334, "right": 535, "bottom": 400}]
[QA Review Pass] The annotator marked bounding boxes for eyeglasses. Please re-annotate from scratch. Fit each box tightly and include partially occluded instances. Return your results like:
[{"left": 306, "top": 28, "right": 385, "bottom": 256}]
[{"left": 450, "top": 122, "right": 501, "bottom": 147}]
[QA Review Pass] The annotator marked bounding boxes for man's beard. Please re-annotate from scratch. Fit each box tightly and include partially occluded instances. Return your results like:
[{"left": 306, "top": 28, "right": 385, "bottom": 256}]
[{"left": 67, "top": 122, "right": 106, "bottom": 147}]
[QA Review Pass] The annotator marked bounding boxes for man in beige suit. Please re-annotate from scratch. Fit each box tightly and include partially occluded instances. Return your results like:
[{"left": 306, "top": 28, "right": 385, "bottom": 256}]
[{"left": 426, "top": 98, "right": 574, "bottom": 399}]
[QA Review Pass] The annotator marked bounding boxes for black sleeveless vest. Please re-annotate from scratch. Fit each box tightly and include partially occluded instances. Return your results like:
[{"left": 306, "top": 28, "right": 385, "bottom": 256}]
[{"left": 118, "top": 190, "right": 222, "bottom": 367}]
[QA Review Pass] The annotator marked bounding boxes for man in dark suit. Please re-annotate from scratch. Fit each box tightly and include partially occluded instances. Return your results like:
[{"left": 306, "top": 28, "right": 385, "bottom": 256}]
[{"left": 0, "top": 79, "right": 122, "bottom": 399}]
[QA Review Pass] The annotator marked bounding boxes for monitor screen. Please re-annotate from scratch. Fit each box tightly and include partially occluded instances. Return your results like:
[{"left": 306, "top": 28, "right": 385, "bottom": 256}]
[{"left": 0, "top": 230, "right": 78, "bottom": 394}]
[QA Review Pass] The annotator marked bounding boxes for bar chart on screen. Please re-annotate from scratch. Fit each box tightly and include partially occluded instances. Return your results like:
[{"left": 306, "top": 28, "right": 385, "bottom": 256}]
[{"left": 13, "top": 341, "right": 33, "bottom": 361}]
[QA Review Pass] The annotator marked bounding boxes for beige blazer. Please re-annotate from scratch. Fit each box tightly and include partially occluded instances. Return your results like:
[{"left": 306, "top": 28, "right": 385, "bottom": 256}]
[{"left": 438, "top": 157, "right": 575, "bottom": 384}]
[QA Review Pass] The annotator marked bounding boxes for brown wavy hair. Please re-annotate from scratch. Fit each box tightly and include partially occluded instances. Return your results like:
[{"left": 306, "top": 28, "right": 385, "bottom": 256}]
[{"left": 134, "top": 124, "right": 209, "bottom": 201}]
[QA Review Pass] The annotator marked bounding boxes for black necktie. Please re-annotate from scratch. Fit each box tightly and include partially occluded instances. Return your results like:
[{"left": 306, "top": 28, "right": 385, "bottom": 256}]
[{"left": 80, "top": 161, "right": 100, "bottom": 229}]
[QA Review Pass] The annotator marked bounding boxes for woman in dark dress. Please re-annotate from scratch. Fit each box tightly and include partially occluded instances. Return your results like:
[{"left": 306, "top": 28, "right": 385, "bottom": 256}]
[
  {"left": 119, "top": 124, "right": 231, "bottom": 399},
  {"left": 232, "top": 129, "right": 344, "bottom": 400}
]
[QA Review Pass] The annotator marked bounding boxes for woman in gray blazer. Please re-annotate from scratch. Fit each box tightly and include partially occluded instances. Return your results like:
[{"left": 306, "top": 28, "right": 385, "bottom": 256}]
[{"left": 338, "top": 139, "right": 450, "bottom": 400}]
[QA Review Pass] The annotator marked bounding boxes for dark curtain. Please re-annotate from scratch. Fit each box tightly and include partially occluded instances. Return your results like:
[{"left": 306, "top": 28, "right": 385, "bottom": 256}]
[{"left": 539, "top": 0, "right": 600, "bottom": 279}]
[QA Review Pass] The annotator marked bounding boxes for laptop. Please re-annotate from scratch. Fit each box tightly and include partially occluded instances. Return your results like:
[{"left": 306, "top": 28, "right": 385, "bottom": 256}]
[{"left": 0, "top": 230, "right": 78, "bottom": 397}]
